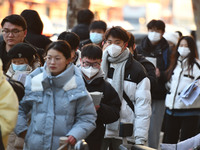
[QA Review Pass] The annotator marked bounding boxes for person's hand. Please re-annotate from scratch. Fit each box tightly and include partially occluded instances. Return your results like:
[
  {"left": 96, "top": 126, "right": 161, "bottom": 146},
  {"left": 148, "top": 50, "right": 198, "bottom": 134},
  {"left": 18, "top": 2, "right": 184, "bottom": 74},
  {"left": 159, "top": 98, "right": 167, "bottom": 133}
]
[
  {"left": 66, "top": 135, "right": 76, "bottom": 146},
  {"left": 155, "top": 67, "right": 160, "bottom": 77},
  {"left": 95, "top": 105, "right": 100, "bottom": 111}
]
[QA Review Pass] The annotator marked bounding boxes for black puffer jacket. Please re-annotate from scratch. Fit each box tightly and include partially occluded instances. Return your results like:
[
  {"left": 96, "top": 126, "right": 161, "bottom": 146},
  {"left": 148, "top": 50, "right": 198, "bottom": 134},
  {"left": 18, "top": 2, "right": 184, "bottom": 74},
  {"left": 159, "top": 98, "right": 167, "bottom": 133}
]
[
  {"left": 84, "top": 70, "right": 121, "bottom": 150},
  {"left": 134, "top": 52, "right": 157, "bottom": 95},
  {"left": 136, "top": 36, "right": 170, "bottom": 100}
]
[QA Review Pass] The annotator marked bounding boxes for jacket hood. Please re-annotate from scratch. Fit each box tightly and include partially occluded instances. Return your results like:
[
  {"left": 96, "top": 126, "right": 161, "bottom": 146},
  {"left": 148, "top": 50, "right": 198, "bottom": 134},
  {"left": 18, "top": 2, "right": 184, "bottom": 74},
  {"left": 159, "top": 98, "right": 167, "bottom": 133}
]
[{"left": 21, "top": 9, "right": 43, "bottom": 34}]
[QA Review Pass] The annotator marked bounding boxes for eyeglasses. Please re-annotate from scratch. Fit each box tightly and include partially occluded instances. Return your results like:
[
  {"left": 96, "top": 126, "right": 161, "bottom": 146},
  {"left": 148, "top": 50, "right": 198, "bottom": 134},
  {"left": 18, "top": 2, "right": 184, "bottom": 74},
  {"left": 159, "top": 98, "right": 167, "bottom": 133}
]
[
  {"left": 82, "top": 61, "right": 100, "bottom": 69},
  {"left": 2, "top": 29, "right": 24, "bottom": 36}
]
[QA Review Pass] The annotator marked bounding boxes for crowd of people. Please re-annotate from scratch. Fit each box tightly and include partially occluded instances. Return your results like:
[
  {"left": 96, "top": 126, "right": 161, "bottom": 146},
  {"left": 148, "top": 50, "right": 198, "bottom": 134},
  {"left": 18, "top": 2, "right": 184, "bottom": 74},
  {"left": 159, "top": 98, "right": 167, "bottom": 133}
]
[{"left": 0, "top": 8, "right": 200, "bottom": 150}]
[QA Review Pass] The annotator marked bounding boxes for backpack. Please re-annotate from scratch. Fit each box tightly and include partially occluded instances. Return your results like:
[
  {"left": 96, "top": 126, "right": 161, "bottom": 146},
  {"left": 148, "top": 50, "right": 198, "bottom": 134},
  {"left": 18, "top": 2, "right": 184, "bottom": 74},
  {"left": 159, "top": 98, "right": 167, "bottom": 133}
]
[{"left": 6, "top": 75, "right": 25, "bottom": 101}]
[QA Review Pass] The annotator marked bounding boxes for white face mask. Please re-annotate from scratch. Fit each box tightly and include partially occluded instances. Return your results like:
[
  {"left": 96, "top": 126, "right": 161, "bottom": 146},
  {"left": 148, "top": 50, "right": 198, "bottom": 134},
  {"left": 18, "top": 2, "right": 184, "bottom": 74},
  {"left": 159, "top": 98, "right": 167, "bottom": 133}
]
[
  {"left": 81, "top": 66, "right": 99, "bottom": 79},
  {"left": 106, "top": 44, "right": 122, "bottom": 57},
  {"left": 178, "top": 47, "right": 190, "bottom": 58},
  {"left": 148, "top": 32, "right": 161, "bottom": 43},
  {"left": 90, "top": 32, "right": 103, "bottom": 44}
]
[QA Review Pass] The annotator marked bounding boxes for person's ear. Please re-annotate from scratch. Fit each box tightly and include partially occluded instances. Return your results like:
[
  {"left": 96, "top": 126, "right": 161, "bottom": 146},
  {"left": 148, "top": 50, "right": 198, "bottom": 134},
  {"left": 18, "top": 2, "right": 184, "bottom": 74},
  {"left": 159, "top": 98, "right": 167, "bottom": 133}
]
[
  {"left": 124, "top": 42, "right": 128, "bottom": 47},
  {"left": 24, "top": 29, "right": 27, "bottom": 37}
]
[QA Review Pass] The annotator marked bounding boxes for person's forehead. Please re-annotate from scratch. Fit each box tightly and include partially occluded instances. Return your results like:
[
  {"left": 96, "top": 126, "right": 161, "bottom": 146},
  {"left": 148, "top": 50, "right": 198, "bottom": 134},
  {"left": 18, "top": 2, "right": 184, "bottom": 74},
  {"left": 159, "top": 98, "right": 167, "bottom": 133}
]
[
  {"left": 12, "top": 57, "right": 26, "bottom": 61},
  {"left": 90, "top": 29, "right": 104, "bottom": 33},
  {"left": 107, "top": 36, "right": 123, "bottom": 42},
  {"left": 148, "top": 27, "right": 163, "bottom": 32},
  {"left": 82, "top": 57, "right": 101, "bottom": 62},
  {"left": 180, "top": 39, "right": 187, "bottom": 45},
  {"left": 2, "top": 22, "right": 23, "bottom": 30},
  {"left": 47, "top": 49, "right": 65, "bottom": 57}
]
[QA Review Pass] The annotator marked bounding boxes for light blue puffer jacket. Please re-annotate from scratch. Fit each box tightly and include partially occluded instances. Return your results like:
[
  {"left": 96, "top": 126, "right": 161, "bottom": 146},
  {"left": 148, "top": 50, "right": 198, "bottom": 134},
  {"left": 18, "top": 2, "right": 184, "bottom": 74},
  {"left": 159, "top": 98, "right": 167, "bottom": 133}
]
[{"left": 15, "top": 64, "right": 97, "bottom": 150}]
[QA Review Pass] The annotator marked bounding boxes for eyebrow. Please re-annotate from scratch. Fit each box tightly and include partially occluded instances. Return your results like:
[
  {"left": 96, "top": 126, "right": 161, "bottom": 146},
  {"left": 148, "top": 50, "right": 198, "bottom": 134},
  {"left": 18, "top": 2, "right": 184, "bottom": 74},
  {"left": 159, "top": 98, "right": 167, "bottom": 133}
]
[
  {"left": 47, "top": 54, "right": 61, "bottom": 57},
  {"left": 3, "top": 28, "right": 21, "bottom": 30},
  {"left": 107, "top": 39, "right": 121, "bottom": 42}
]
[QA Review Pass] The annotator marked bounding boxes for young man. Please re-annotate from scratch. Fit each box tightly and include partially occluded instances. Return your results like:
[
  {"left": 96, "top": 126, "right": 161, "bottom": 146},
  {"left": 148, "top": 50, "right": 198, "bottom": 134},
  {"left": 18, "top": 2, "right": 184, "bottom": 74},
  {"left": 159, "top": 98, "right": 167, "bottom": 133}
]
[
  {"left": 79, "top": 20, "right": 107, "bottom": 49},
  {"left": 0, "top": 15, "right": 27, "bottom": 72},
  {"left": 101, "top": 26, "right": 151, "bottom": 149},
  {"left": 0, "top": 14, "right": 44, "bottom": 72},
  {"left": 71, "top": 9, "right": 94, "bottom": 42},
  {"left": 80, "top": 44, "right": 121, "bottom": 150},
  {"left": 136, "top": 19, "right": 170, "bottom": 149},
  {"left": 58, "top": 31, "right": 81, "bottom": 65}
]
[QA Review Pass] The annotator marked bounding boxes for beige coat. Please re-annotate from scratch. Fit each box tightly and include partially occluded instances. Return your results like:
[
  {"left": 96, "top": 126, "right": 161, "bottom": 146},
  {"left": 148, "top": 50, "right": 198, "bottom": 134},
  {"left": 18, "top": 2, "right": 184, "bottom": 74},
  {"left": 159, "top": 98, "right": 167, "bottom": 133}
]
[{"left": 0, "top": 59, "right": 18, "bottom": 149}]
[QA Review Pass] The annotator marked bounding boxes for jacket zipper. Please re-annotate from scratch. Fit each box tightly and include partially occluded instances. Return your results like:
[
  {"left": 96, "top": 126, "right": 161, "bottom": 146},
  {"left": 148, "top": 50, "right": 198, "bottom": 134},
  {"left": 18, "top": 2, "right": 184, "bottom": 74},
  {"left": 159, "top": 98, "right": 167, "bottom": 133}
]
[{"left": 172, "top": 61, "right": 183, "bottom": 111}]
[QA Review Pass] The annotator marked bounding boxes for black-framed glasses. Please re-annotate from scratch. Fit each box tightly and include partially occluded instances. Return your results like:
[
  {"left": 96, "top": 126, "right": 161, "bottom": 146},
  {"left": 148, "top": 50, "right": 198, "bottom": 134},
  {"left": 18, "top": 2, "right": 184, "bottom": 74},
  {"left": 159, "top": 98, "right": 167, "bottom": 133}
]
[
  {"left": 82, "top": 61, "right": 100, "bottom": 69},
  {"left": 2, "top": 29, "right": 24, "bottom": 36}
]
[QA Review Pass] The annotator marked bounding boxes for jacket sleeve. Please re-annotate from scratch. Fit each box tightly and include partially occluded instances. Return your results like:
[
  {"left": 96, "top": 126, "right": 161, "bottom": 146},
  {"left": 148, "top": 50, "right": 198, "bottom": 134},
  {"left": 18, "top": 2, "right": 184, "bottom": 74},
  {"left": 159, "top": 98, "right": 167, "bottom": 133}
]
[
  {"left": 66, "top": 93, "right": 97, "bottom": 141},
  {"left": 0, "top": 78, "right": 19, "bottom": 137},
  {"left": 14, "top": 75, "right": 33, "bottom": 136},
  {"left": 97, "top": 82, "right": 121, "bottom": 124},
  {"left": 134, "top": 77, "right": 151, "bottom": 145},
  {"left": 141, "top": 61, "right": 157, "bottom": 90},
  {"left": 0, "top": 57, "right": 18, "bottom": 138}
]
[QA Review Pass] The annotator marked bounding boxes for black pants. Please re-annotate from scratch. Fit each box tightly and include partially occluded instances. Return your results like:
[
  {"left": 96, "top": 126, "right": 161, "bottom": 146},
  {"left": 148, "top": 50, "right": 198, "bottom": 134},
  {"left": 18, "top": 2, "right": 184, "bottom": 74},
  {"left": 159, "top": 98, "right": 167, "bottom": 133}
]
[{"left": 163, "top": 113, "right": 199, "bottom": 144}]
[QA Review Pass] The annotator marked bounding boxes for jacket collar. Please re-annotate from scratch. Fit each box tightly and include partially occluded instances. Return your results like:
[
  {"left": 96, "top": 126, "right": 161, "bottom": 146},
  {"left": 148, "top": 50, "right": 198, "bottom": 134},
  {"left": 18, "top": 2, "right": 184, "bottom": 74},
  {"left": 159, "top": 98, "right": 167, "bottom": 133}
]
[
  {"left": 141, "top": 36, "right": 169, "bottom": 53},
  {"left": 82, "top": 68, "right": 104, "bottom": 85},
  {"left": 178, "top": 56, "right": 189, "bottom": 67},
  {"left": 31, "top": 63, "right": 77, "bottom": 91}
]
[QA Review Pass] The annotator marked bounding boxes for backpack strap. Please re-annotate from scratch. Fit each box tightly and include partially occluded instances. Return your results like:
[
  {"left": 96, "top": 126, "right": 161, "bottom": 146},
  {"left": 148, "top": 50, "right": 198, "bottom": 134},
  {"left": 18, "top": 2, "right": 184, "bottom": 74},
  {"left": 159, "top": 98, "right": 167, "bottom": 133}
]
[{"left": 123, "top": 91, "right": 134, "bottom": 112}]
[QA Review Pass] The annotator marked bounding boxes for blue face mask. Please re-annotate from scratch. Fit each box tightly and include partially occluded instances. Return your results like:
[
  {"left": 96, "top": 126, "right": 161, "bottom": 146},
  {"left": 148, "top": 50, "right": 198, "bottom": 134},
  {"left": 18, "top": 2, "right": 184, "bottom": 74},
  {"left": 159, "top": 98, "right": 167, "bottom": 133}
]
[
  {"left": 90, "top": 32, "right": 103, "bottom": 44},
  {"left": 12, "top": 63, "right": 28, "bottom": 71}
]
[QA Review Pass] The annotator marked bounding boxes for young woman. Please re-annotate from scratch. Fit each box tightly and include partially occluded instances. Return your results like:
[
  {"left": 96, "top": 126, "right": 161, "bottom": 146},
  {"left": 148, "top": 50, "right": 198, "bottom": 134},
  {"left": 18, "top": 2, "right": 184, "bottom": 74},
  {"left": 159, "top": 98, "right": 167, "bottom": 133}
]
[
  {"left": 14, "top": 40, "right": 97, "bottom": 150},
  {"left": 163, "top": 36, "right": 200, "bottom": 144}
]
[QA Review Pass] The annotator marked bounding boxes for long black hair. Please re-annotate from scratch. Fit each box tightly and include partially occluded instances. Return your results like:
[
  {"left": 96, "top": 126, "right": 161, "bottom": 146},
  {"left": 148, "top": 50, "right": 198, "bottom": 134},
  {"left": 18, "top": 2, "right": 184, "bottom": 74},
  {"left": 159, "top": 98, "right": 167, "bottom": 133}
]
[{"left": 165, "top": 36, "right": 198, "bottom": 80}]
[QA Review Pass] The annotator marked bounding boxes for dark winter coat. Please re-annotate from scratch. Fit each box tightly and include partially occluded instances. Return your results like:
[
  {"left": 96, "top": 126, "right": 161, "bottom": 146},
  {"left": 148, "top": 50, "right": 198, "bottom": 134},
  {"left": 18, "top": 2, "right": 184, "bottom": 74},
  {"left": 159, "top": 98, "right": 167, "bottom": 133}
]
[
  {"left": 83, "top": 69, "right": 121, "bottom": 150},
  {"left": 25, "top": 32, "right": 52, "bottom": 50},
  {"left": 134, "top": 52, "right": 157, "bottom": 93},
  {"left": 71, "top": 24, "right": 90, "bottom": 41},
  {"left": 136, "top": 36, "right": 170, "bottom": 100}
]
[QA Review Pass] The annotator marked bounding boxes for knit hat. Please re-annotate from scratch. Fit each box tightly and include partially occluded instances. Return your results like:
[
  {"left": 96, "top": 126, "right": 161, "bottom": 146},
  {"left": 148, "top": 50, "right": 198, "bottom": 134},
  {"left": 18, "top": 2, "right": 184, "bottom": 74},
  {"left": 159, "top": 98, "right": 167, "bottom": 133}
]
[
  {"left": 163, "top": 32, "right": 179, "bottom": 45},
  {"left": 8, "top": 43, "right": 36, "bottom": 61}
]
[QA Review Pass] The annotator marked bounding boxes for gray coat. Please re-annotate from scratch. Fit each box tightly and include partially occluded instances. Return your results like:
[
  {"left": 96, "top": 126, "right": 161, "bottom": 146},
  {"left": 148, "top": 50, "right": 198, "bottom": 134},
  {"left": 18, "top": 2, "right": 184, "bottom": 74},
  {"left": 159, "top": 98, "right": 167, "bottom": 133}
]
[{"left": 15, "top": 64, "right": 97, "bottom": 150}]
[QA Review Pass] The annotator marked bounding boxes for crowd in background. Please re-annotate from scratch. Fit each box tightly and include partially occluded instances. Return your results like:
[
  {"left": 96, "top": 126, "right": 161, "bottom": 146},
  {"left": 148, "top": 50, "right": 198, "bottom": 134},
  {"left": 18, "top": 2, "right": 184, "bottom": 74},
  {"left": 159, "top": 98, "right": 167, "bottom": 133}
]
[{"left": 0, "top": 8, "right": 200, "bottom": 150}]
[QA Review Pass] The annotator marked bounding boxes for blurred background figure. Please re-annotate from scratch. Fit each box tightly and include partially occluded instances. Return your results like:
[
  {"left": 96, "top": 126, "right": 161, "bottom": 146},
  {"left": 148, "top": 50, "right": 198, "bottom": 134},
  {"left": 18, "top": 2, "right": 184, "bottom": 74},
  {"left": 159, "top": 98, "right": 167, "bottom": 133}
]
[
  {"left": 71, "top": 9, "right": 94, "bottom": 42},
  {"left": 20, "top": 9, "right": 52, "bottom": 50},
  {"left": 175, "top": 31, "right": 183, "bottom": 39},
  {"left": 0, "top": 59, "right": 18, "bottom": 150},
  {"left": 163, "top": 32, "right": 179, "bottom": 54},
  {"left": 57, "top": 31, "right": 81, "bottom": 65}
]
